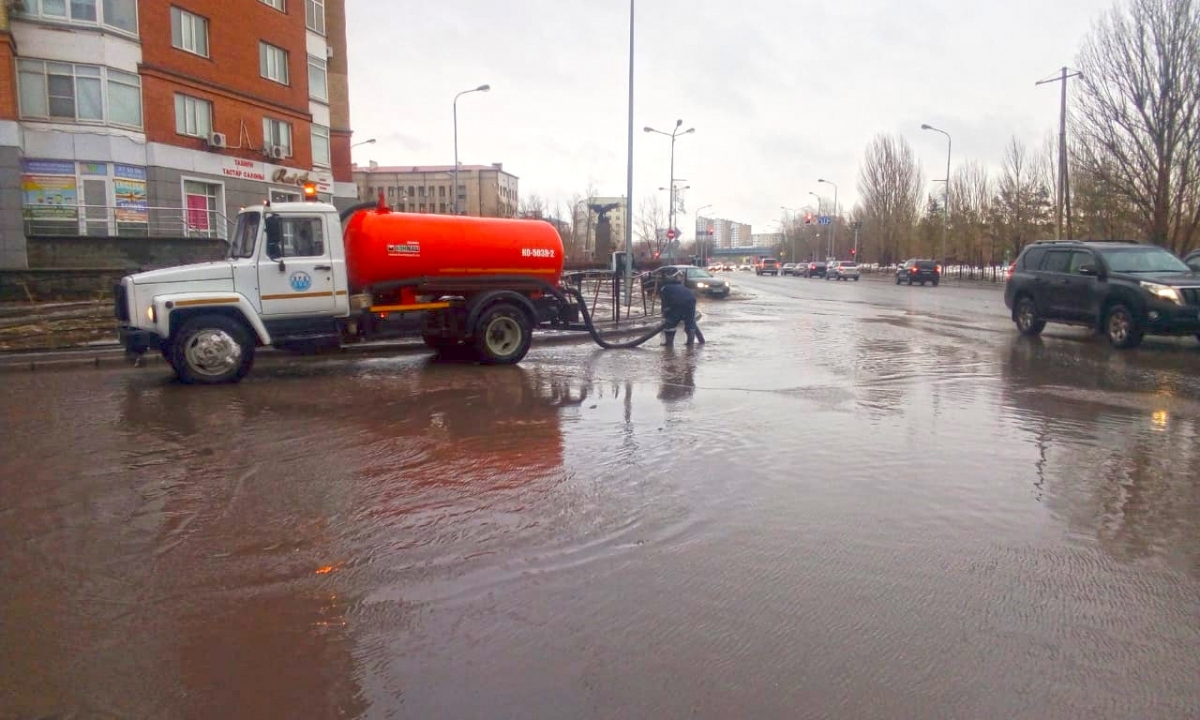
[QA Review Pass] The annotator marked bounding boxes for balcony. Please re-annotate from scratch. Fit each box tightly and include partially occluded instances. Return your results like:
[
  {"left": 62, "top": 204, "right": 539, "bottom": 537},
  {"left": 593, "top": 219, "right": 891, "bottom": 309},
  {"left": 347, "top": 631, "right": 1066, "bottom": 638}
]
[{"left": 24, "top": 204, "right": 233, "bottom": 240}]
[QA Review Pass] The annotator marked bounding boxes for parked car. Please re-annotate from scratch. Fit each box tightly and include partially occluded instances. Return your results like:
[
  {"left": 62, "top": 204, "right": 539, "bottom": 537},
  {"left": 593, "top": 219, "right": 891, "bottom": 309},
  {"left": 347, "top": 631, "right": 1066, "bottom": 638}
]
[
  {"left": 641, "top": 264, "right": 731, "bottom": 298},
  {"left": 806, "top": 261, "right": 827, "bottom": 278},
  {"left": 755, "top": 258, "right": 781, "bottom": 276},
  {"left": 1003, "top": 240, "right": 1200, "bottom": 349},
  {"left": 781, "top": 262, "right": 799, "bottom": 276},
  {"left": 1185, "top": 250, "right": 1200, "bottom": 271},
  {"left": 896, "top": 259, "right": 941, "bottom": 286},
  {"left": 827, "top": 261, "right": 861, "bottom": 281}
]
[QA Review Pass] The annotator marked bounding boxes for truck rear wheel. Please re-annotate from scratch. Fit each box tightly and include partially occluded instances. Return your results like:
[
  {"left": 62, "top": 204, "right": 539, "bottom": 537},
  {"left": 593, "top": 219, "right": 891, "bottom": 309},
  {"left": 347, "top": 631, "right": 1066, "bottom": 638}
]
[
  {"left": 171, "top": 314, "right": 255, "bottom": 384},
  {"left": 472, "top": 303, "right": 532, "bottom": 365}
]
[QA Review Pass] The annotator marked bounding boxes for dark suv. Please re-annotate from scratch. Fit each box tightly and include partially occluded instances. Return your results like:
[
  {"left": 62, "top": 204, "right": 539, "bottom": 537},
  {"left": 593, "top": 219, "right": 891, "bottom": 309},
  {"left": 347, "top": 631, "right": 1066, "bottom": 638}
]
[
  {"left": 1185, "top": 249, "right": 1200, "bottom": 271},
  {"left": 896, "top": 259, "right": 940, "bottom": 286},
  {"left": 1004, "top": 240, "right": 1200, "bottom": 349}
]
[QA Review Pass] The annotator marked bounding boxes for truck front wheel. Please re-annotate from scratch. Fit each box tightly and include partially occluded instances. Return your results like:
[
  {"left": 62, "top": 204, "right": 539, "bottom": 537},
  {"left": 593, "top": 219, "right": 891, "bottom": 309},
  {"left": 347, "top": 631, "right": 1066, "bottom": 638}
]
[
  {"left": 171, "top": 314, "right": 255, "bottom": 384},
  {"left": 472, "top": 303, "right": 532, "bottom": 365}
]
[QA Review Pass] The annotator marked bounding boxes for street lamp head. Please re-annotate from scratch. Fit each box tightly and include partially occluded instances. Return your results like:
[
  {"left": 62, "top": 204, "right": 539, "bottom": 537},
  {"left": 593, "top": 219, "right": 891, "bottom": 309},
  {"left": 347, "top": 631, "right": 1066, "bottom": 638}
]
[
  {"left": 477, "top": 84, "right": 491, "bottom": 92},
  {"left": 683, "top": 128, "right": 695, "bottom": 135},
  {"left": 920, "top": 123, "right": 932, "bottom": 130},
  {"left": 643, "top": 126, "right": 654, "bottom": 133},
  {"left": 675, "top": 119, "right": 683, "bottom": 127}
]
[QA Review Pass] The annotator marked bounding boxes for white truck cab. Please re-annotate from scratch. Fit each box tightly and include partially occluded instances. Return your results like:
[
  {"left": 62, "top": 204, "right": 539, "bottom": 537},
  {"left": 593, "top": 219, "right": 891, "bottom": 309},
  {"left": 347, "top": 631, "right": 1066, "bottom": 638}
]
[{"left": 115, "top": 199, "right": 353, "bottom": 383}]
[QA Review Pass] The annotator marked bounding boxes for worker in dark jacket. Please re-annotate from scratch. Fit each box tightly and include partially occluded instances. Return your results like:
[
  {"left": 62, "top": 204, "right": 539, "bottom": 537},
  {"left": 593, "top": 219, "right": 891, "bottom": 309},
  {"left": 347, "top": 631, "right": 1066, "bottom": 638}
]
[{"left": 658, "top": 269, "right": 702, "bottom": 347}]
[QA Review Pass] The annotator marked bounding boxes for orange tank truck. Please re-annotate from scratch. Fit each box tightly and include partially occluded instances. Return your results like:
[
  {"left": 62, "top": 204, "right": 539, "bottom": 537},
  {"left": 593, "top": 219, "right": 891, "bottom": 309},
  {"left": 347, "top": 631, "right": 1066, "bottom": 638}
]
[{"left": 343, "top": 208, "right": 565, "bottom": 293}]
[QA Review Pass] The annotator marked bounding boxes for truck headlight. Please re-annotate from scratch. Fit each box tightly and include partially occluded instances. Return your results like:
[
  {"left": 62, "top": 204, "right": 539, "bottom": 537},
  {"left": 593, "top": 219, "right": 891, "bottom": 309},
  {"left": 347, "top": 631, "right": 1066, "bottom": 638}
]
[
  {"left": 1141, "top": 281, "right": 1182, "bottom": 304},
  {"left": 696, "top": 282, "right": 709, "bottom": 288},
  {"left": 146, "top": 305, "right": 156, "bottom": 322}
]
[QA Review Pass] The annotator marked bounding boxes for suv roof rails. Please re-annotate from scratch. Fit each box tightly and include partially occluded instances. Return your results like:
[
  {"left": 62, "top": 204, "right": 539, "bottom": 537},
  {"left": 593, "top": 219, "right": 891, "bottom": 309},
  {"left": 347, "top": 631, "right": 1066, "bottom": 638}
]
[{"left": 1030, "top": 238, "right": 1139, "bottom": 246}]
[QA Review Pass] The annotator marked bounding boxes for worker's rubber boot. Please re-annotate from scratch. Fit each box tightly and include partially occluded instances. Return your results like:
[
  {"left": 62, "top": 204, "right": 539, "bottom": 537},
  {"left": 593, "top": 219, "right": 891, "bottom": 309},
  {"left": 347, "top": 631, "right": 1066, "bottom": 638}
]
[
  {"left": 685, "top": 328, "right": 696, "bottom": 346},
  {"left": 663, "top": 331, "right": 676, "bottom": 347}
]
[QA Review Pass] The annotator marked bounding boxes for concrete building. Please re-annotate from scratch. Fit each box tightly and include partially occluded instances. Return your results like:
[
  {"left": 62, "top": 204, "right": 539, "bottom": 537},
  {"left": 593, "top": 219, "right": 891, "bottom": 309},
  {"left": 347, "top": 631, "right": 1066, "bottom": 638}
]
[
  {"left": 0, "top": 0, "right": 358, "bottom": 269},
  {"left": 752, "top": 232, "right": 783, "bottom": 249},
  {"left": 353, "top": 162, "right": 518, "bottom": 218}
]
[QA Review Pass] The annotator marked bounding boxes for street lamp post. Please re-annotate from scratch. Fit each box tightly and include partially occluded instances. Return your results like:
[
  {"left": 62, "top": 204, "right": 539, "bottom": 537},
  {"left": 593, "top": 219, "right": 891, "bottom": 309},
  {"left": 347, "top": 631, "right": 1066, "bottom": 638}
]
[
  {"left": 351, "top": 138, "right": 376, "bottom": 149},
  {"left": 645, "top": 120, "right": 695, "bottom": 261},
  {"left": 921, "top": 123, "right": 951, "bottom": 271},
  {"left": 818, "top": 178, "right": 838, "bottom": 259},
  {"left": 453, "top": 84, "right": 490, "bottom": 215},
  {"left": 781, "top": 205, "right": 802, "bottom": 263}
]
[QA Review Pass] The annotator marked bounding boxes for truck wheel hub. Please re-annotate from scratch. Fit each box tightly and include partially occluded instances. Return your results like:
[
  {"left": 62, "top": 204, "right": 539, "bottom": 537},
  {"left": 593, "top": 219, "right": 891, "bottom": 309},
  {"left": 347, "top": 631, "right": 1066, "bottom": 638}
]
[
  {"left": 485, "top": 316, "right": 521, "bottom": 356},
  {"left": 185, "top": 329, "right": 242, "bottom": 375}
]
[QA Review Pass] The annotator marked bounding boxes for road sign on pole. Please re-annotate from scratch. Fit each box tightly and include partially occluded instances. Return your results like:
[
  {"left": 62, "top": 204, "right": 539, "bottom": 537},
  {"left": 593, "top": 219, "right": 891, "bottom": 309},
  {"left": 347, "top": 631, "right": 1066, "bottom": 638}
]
[
  {"left": 819, "top": 215, "right": 832, "bottom": 225},
  {"left": 666, "top": 228, "right": 676, "bottom": 240}
]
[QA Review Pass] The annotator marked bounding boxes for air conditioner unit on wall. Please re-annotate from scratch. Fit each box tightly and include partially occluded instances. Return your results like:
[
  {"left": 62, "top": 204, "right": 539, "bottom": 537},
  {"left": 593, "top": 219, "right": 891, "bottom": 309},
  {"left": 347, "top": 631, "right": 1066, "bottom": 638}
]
[
  {"left": 267, "top": 145, "right": 286, "bottom": 160},
  {"left": 207, "top": 132, "right": 227, "bottom": 148}
]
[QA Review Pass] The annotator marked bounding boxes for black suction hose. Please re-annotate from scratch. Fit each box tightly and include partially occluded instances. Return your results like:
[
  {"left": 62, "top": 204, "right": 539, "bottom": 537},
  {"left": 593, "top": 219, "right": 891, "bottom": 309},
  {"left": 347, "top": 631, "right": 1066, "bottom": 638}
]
[{"left": 563, "top": 286, "right": 667, "bottom": 349}]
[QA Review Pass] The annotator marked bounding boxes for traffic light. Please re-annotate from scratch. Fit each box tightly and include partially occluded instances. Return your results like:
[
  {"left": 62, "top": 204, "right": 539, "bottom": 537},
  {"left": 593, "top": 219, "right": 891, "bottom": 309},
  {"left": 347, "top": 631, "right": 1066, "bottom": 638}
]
[
  {"left": 850, "top": 249, "right": 856, "bottom": 257},
  {"left": 804, "top": 213, "right": 813, "bottom": 225},
  {"left": 653, "top": 251, "right": 661, "bottom": 259}
]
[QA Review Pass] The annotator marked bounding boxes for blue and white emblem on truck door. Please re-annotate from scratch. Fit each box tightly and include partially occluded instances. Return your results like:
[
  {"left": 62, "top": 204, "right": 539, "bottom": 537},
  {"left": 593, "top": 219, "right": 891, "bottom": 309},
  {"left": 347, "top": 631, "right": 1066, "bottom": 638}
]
[{"left": 289, "top": 271, "right": 313, "bottom": 292}]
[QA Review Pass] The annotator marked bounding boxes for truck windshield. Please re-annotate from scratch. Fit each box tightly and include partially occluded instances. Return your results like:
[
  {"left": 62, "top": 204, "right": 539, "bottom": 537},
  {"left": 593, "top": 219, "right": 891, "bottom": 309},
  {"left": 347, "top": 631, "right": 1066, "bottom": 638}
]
[{"left": 230, "top": 212, "right": 260, "bottom": 258}]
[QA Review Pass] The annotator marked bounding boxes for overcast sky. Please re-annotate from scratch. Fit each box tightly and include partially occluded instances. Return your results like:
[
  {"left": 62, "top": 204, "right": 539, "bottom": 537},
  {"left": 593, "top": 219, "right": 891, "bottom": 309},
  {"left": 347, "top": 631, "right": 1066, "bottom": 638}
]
[{"left": 346, "top": 0, "right": 1113, "bottom": 234}]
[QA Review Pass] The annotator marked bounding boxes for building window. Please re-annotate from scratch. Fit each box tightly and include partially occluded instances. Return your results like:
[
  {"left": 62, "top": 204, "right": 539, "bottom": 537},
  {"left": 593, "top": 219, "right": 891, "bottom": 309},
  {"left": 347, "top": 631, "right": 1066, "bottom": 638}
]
[
  {"left": 170, "top": 7, "right": 209, "bottom": 57},
  {"left": 260, "top": 0, "right": 285, "bottom": 10},
  {"left": 17, "top": 60, "right": 142, "bottom": 128},
  {"left": 439, "top": 203, "right": 447, "bottom": 213},
  {"left": 307, "top": 55, "right": 328, "bottom": 102},
  {"left": 183, "top": 179, "right": 223, "bottom": 238},
  {"left": 305, "top": 0, "right": 325, "bottom": 34},
  {"left": 262, "top": 117, "right": 292, "bottom": 156},
  {"left": 174, "top": 94, "right": 212, "bottom": 137},
  {"left": 439, "top": 186, "right": 446, "bottom": 198},
  {"left": 259, "top": 42, "right": 289, "bottom": 85},
  {"left": 18, "top": 0, "right": 138, "bottom": 34},
  {"left": 311, "top": 124, "right": 330, "bottom": 167}
]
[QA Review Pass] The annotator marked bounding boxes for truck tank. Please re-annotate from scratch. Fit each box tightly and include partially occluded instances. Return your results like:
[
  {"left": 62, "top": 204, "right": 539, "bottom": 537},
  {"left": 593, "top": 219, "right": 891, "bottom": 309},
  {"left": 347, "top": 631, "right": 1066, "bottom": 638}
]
[{"left": 343, "top": 209, "right": 565, "bottom": 292}]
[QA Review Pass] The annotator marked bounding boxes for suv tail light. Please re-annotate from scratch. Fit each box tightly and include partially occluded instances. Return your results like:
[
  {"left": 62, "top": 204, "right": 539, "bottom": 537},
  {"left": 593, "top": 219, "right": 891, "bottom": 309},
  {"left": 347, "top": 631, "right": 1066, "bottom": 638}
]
[
  {"left": 935, "top": 265, "right": 942, "bottom": 274},
  {"left": 1005, "top": 262, "right": 1016, "bottom": 282}
]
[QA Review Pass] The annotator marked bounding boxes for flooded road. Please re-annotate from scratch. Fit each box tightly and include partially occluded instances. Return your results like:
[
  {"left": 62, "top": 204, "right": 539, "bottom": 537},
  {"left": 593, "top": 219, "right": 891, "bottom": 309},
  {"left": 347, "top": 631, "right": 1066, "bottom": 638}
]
[{"left": 2, "top": 274, "right": 1199, "bottom": 719}]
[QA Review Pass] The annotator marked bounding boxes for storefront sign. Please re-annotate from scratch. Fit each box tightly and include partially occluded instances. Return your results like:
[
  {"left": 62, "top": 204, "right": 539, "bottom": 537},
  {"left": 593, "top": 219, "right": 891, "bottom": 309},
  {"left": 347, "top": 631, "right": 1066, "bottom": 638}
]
[
  {"left": 22, "top": 159, "right": 75, "bottom": 175},
  {"left": 114, "top": 164, "right": 147, "bottom": 180},
  {"left": 114, "top": 178, "right": 148, "bottom": 223},
  {"left": 22, "top": 174, "right": 78, "bottom": 219},
  {"left": 222, "top": 157, "right": 267, "bottom": 182}
]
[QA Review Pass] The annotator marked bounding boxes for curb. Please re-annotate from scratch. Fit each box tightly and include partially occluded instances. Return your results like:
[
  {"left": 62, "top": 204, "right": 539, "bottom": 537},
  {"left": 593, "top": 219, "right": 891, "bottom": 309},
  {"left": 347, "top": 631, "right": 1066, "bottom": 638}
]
[{"left": 0, "top": 323, "right": 664, "bottom": 374}]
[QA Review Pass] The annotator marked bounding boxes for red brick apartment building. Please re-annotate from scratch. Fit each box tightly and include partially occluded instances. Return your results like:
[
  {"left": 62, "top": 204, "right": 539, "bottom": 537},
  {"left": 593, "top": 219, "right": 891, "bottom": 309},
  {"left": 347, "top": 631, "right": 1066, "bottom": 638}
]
[{"left": 0, "top": 0, "right": 357, "bottom": 269}]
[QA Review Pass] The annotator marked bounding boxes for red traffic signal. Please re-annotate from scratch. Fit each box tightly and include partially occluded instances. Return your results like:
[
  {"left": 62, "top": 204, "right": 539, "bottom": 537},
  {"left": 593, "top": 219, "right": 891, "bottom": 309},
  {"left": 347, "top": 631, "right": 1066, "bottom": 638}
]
[
  {"left": 850, "top": 249, "right": 856, "bottom": 256},
  {"left": 653, "top": 251, "right": 661, "bottom": 259},
  {"left": 804, "top": 213, "right": 813, "bottom": 225}
]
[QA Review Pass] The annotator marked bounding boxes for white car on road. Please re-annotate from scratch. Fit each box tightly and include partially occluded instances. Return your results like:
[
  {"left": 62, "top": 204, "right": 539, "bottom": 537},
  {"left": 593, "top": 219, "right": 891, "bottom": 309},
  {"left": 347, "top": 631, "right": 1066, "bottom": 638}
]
[{"left": 827, "top": 261, "right": 861, "bottom": 281}]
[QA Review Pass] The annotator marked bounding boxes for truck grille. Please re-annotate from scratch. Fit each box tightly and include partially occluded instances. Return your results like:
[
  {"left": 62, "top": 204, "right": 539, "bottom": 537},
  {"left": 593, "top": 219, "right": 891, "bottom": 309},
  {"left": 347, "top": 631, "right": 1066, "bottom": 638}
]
[
  {"left": 114, "top": 283, "right": 129, "bottom": 322},
  {"left": 1181, "top": 287, "right": 1200, "bottom": 307}
]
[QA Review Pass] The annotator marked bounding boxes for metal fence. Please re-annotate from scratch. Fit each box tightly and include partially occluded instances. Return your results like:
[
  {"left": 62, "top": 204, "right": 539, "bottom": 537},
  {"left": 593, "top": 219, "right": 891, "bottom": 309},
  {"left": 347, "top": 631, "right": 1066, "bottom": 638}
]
[
  {"left": 561, "top": 269, "right": 663, "bottom": 325},
  {"left": 859, "top": 263, "right": 1009, "bottom": 283},
  {"left": 24, "top": 204, "right": 234, "bottom": 240}
]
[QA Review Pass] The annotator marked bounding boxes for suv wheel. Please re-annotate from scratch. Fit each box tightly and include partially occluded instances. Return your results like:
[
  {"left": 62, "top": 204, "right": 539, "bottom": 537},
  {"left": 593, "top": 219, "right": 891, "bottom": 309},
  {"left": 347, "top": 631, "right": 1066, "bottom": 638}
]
[
  {"left": 1014, "top": 297, "right": 1045, "bottom": 336},
  {"left": 1104, "top": 304, "right": 1143, "bottom": 349}
]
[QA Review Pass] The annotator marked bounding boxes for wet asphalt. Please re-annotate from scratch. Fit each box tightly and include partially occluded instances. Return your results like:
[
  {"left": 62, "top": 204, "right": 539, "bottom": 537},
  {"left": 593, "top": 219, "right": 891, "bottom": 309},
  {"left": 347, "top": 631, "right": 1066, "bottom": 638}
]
[{"left": 1, "top": 271, "right": 1198, "bottom": 719}]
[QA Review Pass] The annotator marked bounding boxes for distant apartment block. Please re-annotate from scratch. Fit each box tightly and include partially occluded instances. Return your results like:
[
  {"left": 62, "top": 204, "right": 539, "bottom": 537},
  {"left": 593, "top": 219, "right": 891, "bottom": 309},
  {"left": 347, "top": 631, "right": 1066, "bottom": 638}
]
[{"left": 353, "top": 162, "right": 518, "bottom": 218}]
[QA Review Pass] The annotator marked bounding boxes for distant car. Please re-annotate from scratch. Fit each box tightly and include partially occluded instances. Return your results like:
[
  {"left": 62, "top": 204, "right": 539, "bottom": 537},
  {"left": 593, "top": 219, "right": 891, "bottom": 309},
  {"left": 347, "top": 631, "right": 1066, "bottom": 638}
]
[
  {"left": 806, "top": 261, "right": 827, "bottom": 278},
  {"left": 755, "top": 258, "right": 781, "bottom": 276},
  {"left": 641, "top": 264, "right": 731, "bottom": 298},
  {"left": 827, "top": 261, "right": 861, "bottom": 281},
  {"left": 1185, "top": 250, "right": 1200, "bottom": 271},
  {"left": 781, "top": 262, "right": 799, "bottom": 276},
  {"left": 896, "top": 259, "right": 941, "bottom": 286},
  {"left": 739, "top": 264, "right": 752, "bottom": 272}
]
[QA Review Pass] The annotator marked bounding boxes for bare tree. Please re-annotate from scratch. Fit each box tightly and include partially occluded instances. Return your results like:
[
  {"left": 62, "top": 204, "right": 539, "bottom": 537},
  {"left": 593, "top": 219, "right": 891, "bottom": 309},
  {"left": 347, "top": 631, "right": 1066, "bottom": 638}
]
[
  {"left": 994, "top": 137, "right": 1054, "bottom": 256},
  {"left": 1074, "top": 0, "right": 1200, "bottom": 252},
  {"left": 519, "top": 193, "right": 546, "bottom": 219},
  {"left": 856, "top": 133, "right": 924, "bottom": 265},
  {"left": 950, "top": 161, "right": 995, "bottom": 267},
  {"left": 635, "top": 195, "right": 667, "bottom": 257}
]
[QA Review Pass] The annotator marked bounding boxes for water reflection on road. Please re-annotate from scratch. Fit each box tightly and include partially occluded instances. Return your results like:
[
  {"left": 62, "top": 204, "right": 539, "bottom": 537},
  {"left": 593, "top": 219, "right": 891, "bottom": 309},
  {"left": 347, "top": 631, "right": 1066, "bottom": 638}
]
[{"left": 0, "top": 274, "right": 1198, "bottom": 719}]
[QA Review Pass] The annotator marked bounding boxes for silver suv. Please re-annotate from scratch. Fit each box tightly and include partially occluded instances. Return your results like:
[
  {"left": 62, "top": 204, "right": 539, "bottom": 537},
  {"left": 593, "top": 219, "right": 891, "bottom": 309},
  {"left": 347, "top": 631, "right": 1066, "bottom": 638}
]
[{"left": 827, "top": 261, "right": 861, "bottom": 281}]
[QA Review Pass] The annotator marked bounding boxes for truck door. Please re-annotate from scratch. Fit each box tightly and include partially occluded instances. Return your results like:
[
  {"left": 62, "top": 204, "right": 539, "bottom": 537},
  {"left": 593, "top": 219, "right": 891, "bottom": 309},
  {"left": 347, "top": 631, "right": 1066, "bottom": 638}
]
[{"left": 259, "top": 214, "right": 338, "bottom": 316}]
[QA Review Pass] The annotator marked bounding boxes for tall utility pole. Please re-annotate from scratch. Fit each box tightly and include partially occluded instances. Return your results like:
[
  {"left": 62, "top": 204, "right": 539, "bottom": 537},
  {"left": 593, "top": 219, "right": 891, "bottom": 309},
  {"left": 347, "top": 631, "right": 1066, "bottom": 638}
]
[
  {"left": 818, "top": 179, "right": 838, "bottom": 258},
  {"left": 623, "top": 0, "right": 635, "bottom": 304},
  {"left": 920, "top": 123, "right": 951, "bottom": 271},
  {"left": 644, "top": 120, "right": 695, "bottom": 261},
  {"left": 1037, "top": 67, "right": 1082, "bottom": 240}
]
